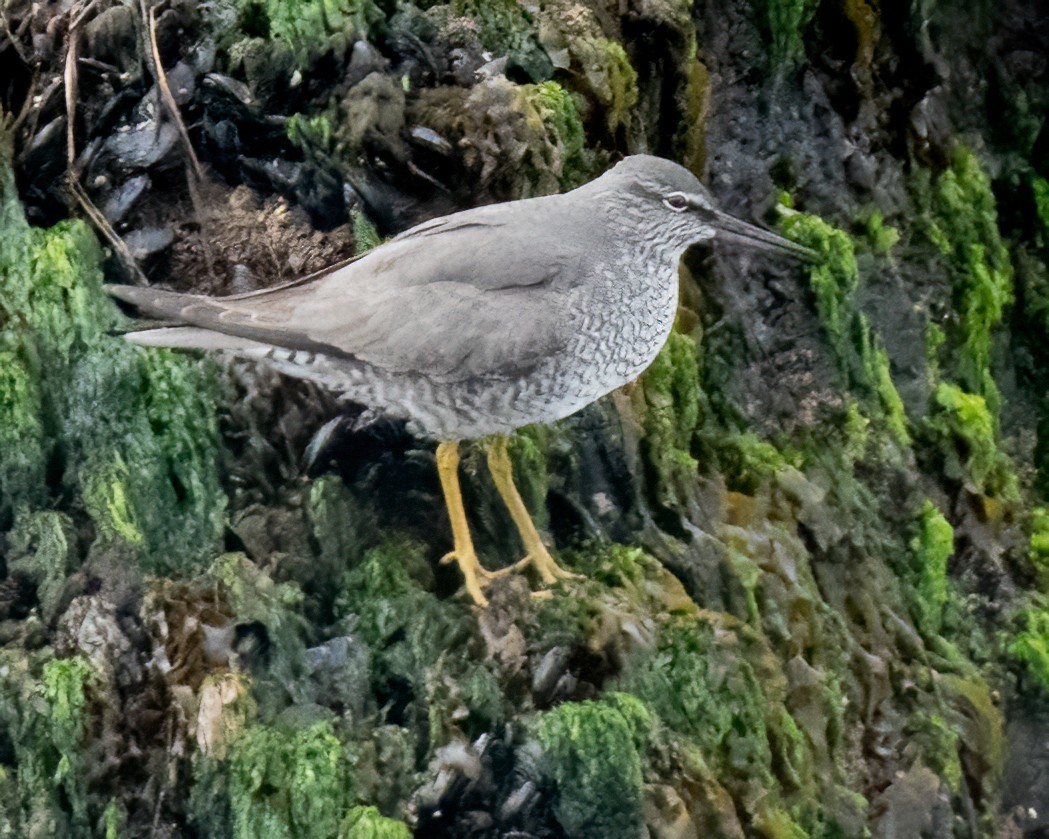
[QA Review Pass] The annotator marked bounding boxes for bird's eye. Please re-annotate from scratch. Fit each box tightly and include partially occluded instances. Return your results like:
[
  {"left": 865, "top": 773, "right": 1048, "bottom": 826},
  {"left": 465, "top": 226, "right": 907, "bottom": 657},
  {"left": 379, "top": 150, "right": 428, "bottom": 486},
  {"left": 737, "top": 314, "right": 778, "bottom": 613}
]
[{"left": 664, "top": 193, "right": 689, "bottom": 212}]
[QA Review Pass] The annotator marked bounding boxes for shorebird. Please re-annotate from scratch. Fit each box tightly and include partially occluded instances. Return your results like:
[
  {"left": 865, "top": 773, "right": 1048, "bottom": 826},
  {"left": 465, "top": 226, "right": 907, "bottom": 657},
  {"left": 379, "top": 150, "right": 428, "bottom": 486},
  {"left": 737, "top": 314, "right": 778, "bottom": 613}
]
[{"left": 109, "top": 155, "right": 813, "bottom": 605}]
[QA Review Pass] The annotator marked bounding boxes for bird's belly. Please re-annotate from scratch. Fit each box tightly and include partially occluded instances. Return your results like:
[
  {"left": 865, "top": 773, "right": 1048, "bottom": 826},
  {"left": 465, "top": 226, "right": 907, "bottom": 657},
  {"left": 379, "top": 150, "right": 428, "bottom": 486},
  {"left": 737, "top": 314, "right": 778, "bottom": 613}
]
[{"left": 248, "top": 290, "right": 676, "bottom": 440}]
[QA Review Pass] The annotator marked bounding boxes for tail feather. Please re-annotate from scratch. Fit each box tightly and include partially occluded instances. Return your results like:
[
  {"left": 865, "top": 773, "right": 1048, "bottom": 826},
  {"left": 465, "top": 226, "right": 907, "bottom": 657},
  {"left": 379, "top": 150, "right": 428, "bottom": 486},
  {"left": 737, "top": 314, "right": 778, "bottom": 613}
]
[
  {"left": 107, "top": 284, "right": 207, "bottom": 321},
  {"left": 124, "top": 326, "right": 275, "bottom": 352}
]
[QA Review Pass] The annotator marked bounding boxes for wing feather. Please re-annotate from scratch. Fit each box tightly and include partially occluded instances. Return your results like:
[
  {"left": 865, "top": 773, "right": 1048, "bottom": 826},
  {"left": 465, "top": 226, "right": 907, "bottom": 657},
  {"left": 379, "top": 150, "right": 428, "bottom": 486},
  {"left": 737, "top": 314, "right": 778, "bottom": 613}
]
[{"left": 109, "top": 192, "right": 596, "bottom": 383}]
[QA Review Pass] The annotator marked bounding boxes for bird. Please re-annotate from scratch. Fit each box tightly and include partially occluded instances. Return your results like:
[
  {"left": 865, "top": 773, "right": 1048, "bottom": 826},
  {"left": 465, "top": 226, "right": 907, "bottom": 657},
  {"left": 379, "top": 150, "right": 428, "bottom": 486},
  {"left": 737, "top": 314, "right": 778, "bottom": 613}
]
[{"left": 107, "top": 155, "right": 814, "bottom": 606}]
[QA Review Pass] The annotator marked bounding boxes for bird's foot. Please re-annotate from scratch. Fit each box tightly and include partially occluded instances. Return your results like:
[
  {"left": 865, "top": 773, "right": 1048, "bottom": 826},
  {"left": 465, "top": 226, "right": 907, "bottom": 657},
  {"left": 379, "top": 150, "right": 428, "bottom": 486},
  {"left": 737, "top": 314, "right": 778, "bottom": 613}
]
[
  {"left": 516, "top": 545, "right": 582, "bottom": 587},
  {"left": 440, "top": 548, "right": 523, "bottom": 606}
]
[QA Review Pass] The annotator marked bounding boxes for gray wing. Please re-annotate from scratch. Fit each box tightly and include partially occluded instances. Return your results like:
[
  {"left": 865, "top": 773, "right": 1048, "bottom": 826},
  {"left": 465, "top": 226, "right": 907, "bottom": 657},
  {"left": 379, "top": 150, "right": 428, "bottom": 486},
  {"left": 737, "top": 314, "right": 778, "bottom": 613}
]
[{"left": 110, "top": 195, "right": 594, "bottom": 383}]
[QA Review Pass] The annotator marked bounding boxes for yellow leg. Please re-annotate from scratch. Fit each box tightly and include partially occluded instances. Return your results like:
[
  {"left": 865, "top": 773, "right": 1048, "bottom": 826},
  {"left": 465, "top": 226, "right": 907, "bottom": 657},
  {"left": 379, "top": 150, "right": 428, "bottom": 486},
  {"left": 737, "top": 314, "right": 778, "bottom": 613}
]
[
  {"left": 486, "top": 436, "right": 580, "bottom": 586},
  {"left": 436, "top": 440, "right": 504, "bottom": 606}
]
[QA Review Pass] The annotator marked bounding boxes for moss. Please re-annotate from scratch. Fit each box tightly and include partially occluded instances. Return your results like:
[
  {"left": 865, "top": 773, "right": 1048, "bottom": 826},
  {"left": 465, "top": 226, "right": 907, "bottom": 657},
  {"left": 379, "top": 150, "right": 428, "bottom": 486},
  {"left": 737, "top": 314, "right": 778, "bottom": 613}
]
[
  {"left": 1009, "top": 598, "right": 1049, "bottom": 690},
  {"left": 1030, "top": 507, "right": 1049, "bottom": 589},
  {"left": 339, "top": 806, "right": 411, "bottom": 839},
  {"left": 524, "top": 81, "right": 591, "bottom": 189},
  {"left": 908, "top": 500, "right": 955, "bottom": 634},
  {"left": 0, "top": 154, "right": 225, "bottom": 575},
  {"left": 619, "top": 621, "right": 772, "bottom": 778},
  {"left": 862, "top": 210, "right": 900, "bottom": 255},
  {"left": 766, "top": 0, "right": 820, "bottom": 71},
  {"left": 6, "top": 510, "right": 77, "bottom": 622},
  {"left": 712, "top": 432, "right": 803, "bottom": 494},
  {"left": 447, "top": 0, "right": 552, "bottom": 81},
  {"left": 0, "top": 353, "right": 47, "bottom": 526},
  {"left": 508, "top": 425, "right": 551, "bottom": 533},
  {"left": 642, "top": 331, "right": 702, "bottom": 507},
  {"left": 229, "top": 720, "right": 352, "bottom": 839},
  {"left": 535, "top": 693, "right": 651, "bottom": 839},
  {"left": 780, "top": 208, "right": 909, "bottom": 441},
  {"left": 238, "top": 0, "right": 383, "bottom": 65},
  {"left": 926, "top": 382, "right": 1018, "bottom": 499},
  {"left": 1034, "top": 174, "right": 1049, "bottom": 239},
  {"left": 920, "top": 147, "right": 1013, "bottom": 415}
]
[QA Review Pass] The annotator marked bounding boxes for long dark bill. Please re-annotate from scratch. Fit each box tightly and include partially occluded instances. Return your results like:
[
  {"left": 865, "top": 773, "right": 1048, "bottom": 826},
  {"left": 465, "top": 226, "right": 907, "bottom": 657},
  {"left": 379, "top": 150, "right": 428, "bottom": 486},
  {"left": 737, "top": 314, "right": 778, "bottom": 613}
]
[{"left": 712, "top": 210, "right": 820, "bottom": 262}]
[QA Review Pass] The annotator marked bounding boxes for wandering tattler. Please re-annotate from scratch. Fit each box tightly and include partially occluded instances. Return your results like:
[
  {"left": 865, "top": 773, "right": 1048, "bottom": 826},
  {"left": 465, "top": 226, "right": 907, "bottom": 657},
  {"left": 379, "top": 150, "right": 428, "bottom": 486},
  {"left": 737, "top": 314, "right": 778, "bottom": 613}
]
[{"left": 108, "top": 155, "right": 813, "bottom": 606}]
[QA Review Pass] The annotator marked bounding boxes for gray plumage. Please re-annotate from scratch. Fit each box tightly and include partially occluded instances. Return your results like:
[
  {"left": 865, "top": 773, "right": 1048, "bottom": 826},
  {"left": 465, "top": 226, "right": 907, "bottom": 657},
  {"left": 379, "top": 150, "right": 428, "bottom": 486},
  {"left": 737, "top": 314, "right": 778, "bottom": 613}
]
[{"left": 109, "top": 155, "right": 812, "bottom": 439}]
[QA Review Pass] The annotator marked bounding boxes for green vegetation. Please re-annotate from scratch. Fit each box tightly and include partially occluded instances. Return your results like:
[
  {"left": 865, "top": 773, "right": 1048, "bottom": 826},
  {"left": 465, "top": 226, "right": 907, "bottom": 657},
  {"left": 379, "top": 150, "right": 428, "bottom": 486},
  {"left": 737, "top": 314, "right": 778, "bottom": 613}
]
[
  {"left": 780, "top": 208, "right": 910, "bottom": 441},
  {"left": 339, "top": 806, "right": 411, "bottom": 839},
  {"left": 908, "top": 500, "right": 955, "bottom": 633},
  {"left": 926, "top": 382, "right": 1017, "bottom": 499},
  {"left": 920, "top": 146, "right": 1013, "bottom": 416},
  {"left": 535, "top": 694, "right": 651, "bottom": 839},
  {"left": 239, "top": 0, "right": 383, "bottom": 64},
  {"left": 767, "top": 0, "right": 820, "bottom": 70},
  {"left": 229, "top": 721, "right": 351, "bottom": 839},
  {"left": 1008, "top": 599, "right": 1049, "bottom": 690}
]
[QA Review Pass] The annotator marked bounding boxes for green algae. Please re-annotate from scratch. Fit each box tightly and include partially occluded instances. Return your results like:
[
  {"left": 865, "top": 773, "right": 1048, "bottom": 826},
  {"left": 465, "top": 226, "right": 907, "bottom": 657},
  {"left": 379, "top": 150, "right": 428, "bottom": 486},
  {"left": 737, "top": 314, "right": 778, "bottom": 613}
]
[
  {"left": 862, "top": 210, "right": 900, "bottom": 256},
  {"left": 780, "top": 208, "right": 909, "bottom": 442},
  {"left": 0, "top": 353, "right": 47, "bottom": 526},
  {"left": 1034, "top": 175, "right": 1049, "bottom": 239},
  {"left": 1030, "top": 507, "right": 1049, "bottom": 589},
  {"left": 642, "top": 330, "right": 702, "bottom": 507},
  {"left": 0, "top": 144, "right": 226, "bottom": 576},
  {"left": 919, "top": 147, "right": 1013, "bottom": 416},
  {"left": 508, "top": 425, "right": 551, "bottom": 533},
  {"left": 926, "top": 382, "right": 1018, "bottom": 499},
  {"left": 447, "top": 0, "right": 552, "bottom": 81},
  {"left": 7, "top": 510, "right": 78, "bottom": 622},
  {"left": 766, "top": 0, "right": 820, "bottom": 71},
  {"left": 908, "top": 500, "right": 955, "bottom": 634},
  {"left": 228, "top": 720, "right": 352, "bottom": 839},
  {"left": 524, "top": 81, "right": 591, "bottom": 189},
  {"left": 238, "top": 0, "right": 383, "bottom": 65},
  {"left": 1008, "top": 599, "right": 1049, "bottom": 690},
  {"left": 335, "top": 539, "right": 503, "bottom": 747},
  {"left": 535, "top": 693, "right": 651, "bottom": 839},
  {"left": 339, "top": 806, "right": 411, "bottom": 839},
  {"left": 0, "top": 653, "right": 95, "bottom": 837}
]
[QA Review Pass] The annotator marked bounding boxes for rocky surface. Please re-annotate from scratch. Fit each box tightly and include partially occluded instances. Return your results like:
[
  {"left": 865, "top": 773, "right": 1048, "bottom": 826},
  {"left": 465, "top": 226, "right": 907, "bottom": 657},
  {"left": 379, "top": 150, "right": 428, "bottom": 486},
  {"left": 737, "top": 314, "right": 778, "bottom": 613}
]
[{"left": 0, "top": 0, "right": 1048, "bottom": 837}]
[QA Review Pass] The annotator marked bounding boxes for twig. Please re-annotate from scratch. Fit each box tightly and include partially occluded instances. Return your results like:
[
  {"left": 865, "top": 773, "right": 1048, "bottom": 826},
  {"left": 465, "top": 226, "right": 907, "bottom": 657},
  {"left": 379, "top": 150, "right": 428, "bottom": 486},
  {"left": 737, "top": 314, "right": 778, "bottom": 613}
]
[
  {"left": 65, "top": 3, "right": 149, "bottom": 285},
  {"left": 0, "top": 7, "right": 31, "bottom": 66},
  {"left": 64, "top": 13, "right": 79, "bottom": 170},
  {"left": 144, "top": 1, "right": 203, "bottom": 181}
]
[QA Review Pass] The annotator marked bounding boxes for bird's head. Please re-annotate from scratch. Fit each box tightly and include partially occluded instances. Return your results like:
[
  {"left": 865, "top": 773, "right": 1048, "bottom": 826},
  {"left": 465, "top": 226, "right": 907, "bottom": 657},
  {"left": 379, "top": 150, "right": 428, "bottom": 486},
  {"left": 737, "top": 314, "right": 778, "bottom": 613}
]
[{"left": 600, "top": 155, "right": 816, "bottom": 261}]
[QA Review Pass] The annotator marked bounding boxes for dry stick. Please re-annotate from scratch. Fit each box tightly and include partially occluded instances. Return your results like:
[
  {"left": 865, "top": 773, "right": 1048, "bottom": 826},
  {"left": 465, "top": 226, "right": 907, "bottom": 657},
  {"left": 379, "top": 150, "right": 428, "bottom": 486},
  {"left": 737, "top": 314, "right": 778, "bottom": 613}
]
[
  {"left": 64, "top": 10, "right": 149, "bottom": 285},
  {"left": 144, "top": 1, "right": 204, "bottom": 182},
  {"left": 142, "top": 0, "right": 222, "bottom": 286}
]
